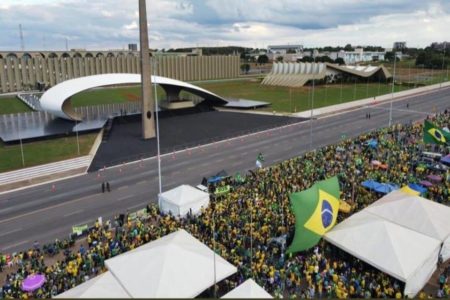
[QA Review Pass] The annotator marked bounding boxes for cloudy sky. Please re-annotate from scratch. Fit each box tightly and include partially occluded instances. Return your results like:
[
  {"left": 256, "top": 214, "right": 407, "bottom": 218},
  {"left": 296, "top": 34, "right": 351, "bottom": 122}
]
[{"left": 0, "top": 0, "right": 449, "bottom": 51}]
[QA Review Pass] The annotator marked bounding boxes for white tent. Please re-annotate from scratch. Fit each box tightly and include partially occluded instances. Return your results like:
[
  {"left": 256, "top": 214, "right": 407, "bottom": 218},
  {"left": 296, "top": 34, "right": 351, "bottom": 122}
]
[
  {"left": 54, "top": 271, "right": 130, "bottom": 298},
  {"left": 365, "top": 190, "right": 450, "bottom": 261},
  {"left": 158, "top": 184, "right": 209, "bottom": 217},
  {"left": 221, "top": 279, "right": 273, "bottom": 299},
  {"left": 324, "top": 210, "right": 441, "bottom": 298},
  {"left": 105, "top": 229, "right": 237, "bottom": 298}
]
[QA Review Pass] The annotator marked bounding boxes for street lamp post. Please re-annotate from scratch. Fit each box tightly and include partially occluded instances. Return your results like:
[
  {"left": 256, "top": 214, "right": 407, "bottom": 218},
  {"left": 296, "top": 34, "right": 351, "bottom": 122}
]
[
  {"left": 309, "top": 58, "right": 316, "bottom": 151},
  {"left": 17, "top": 114, "right": 25, "bottom": 167},
  {"left": 388, "top": 53, "right": 397, "bottom": 127},
  {"left": 153, "top": 59, "right": 162, "bottom": 195}
]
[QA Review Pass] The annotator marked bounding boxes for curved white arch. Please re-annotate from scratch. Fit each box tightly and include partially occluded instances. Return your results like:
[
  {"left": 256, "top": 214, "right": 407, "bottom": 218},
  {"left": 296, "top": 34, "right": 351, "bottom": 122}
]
[{"left": 40, "top": 73, "right": 228, "bottom": 120}]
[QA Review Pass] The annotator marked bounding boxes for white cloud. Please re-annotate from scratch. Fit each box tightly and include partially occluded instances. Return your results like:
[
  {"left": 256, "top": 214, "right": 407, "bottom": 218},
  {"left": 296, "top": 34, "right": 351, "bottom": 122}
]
[
  {"left": 0, "top": 0, "right": 448, "bottom": 50},
  {"left": 123, "top": 21, "right": 138, "bottom": 30}
]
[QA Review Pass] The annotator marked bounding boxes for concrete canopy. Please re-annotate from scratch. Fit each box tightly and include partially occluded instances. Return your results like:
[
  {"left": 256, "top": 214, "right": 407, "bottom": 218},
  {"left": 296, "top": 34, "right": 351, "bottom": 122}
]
[{"left": 40, "top": 73, "right": 228, "bottom": 120}]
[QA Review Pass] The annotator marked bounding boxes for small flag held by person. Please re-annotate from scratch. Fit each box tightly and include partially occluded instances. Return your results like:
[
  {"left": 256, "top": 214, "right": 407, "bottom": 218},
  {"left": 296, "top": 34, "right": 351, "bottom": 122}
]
[
  {"left": 287, "top": 176, "right": 340, "bottom": 253},
  {"left": 423, "top": 120, "right": 450, "bottom": 145}
]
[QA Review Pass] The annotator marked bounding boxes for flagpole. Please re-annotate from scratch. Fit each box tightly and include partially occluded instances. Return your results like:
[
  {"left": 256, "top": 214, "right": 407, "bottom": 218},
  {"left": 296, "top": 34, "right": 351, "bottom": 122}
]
[
  {"left": 213, "top": 210, "right": 217, "bottom": 298},
  {"left": 17, "top": 114, "right": 25, "bottom": 167},
  {"left": 250, "top": 195, "right": 254, "bottom": 278},
  {"left": 440, "top": 42, "right": 446, "bottom": 89},
  {"left": 75, "top": 119, "right": 80, "bottom": 156},
  {"left": 388, "top": 51, "right": 397, "bottom": 127},
  {"left": 153, "top": 59, "right": 162, "bottom": 194},
  {"left": 309, "top": 58, "right": 316, "bottom": 152}
]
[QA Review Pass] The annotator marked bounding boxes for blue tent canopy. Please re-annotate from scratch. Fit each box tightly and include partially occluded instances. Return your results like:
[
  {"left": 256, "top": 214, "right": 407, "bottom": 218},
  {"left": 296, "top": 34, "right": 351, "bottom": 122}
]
[
  {"left": 361, "top": 179, "right": 382, "bottom": 190},
  {"left": 367, "top": 139, "right": 378, "bottom": 149},
  {"left": 441, "top": 154, "right": 450, "bottom": 166},
  {"left": 374, "top": 183, "right": 399, "bottom": 194},
  {"left": 408, "top": 183, "right": 427, "bottom": 194}
]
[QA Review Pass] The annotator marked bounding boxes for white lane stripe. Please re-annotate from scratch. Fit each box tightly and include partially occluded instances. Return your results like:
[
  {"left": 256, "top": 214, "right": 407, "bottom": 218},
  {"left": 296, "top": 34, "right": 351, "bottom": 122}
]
[
  {"left": 64, "top": 209, "right": 84, "bottom": 217},
  {"left": 0, "top": 227, "right": 23, "bottom": 237},
  {"left": 1, "top": 240, "right": 29, "bottom": 251},
  {"left": 117, "top": 195, "right": 134, "bottom": 201}
]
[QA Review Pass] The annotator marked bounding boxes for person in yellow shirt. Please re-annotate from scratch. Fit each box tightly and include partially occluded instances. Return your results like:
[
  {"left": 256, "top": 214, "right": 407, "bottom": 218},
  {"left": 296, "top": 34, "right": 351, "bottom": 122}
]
[
  {"left": 418, "top": 291, "right": 426, "bottom": 299},
  {"left": 395, "top": 290, "right": 402, "bottom": 299}
]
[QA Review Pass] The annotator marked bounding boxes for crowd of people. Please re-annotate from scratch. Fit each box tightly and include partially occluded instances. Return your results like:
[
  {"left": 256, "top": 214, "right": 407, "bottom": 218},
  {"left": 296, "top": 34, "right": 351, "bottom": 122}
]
[{"left": 1, "top": 110, "right": 449, "bottom": 299}]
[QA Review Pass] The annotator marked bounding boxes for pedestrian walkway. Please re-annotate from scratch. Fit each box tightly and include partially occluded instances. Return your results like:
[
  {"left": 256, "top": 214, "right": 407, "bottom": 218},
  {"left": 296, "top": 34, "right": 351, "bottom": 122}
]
[
  {"left": 293, "top": 81, "right": 450, "bottom": 119},
  {"left": 0, "top": 155, "right": 92, "bottom": 193}
]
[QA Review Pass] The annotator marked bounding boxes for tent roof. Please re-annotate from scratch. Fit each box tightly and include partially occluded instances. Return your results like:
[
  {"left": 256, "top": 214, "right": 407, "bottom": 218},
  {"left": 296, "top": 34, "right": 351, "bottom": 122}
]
[
  {"left": 221, "top": 279, "right": 273, "bottom": 299},
  {"left": 54, "top": 271, "right": 130, "bottom": 298},
  {"left": 105, "top": 229, "right": 237, "bottom": 298},
  {"left": 324, "top": 210, "right": 441, "bottom": 281},
  {"left": 366, "top": 190, "right": 450, "bottom": 241},
  {"left": 159, "top": 184, "right": 209, "bottom": 206}
]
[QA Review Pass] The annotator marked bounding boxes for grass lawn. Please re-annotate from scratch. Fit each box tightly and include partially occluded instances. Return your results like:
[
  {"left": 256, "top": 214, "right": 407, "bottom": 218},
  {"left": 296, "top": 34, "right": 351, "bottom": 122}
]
[
  {"left": 0, "top": 96, "right": 32, "bottom": 114},
  {"left": 0, "top": 133, "right": 97, "bottom": 173},
  {"left": 196, "top": 80, "right": 413, "bottom": 113},
  {"left": 71, "top": 86, "right": 141, "bottom": 107}
]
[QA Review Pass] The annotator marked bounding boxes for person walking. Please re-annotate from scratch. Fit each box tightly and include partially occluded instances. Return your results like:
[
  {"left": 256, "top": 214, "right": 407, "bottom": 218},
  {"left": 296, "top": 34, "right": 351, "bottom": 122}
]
[
  {"left": 101, "top": 182, "right": 105, "bottom": 193},
  {"left": 106, "top": 182, "right": 111, "bottom": 192}
]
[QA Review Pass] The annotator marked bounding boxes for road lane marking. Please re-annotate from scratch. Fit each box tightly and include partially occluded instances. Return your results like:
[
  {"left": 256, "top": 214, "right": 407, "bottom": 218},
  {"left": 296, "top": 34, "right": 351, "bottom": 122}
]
[
  {"left": 136, "top": 180, "right": 147, "bottom": 185},
  {"left": 63, "top": 209, "right": 84, "bottom": 217},
  {"left": 0, "top": 227, "right": 22, "bottom": 237},
  {"left": 117, "top": 195, "right": 134, "bottom": 201},
  {"left": 2, "top": 240, "right": 29, "bottom": 251},
  {"left": 0, "top": 193, "right": 100, "bottom": 225},
  {"left": 118, "top": 185, "right": 129, "bottom": 190}
]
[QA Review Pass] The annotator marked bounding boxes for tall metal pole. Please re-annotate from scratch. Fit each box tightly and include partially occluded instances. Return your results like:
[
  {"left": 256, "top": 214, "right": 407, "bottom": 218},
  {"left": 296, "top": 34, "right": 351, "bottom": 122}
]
[
  {"left": 139, "top": 0, "right": 156, "bottom": 139},
  {"left": 213, "top": 211, "right": 217, "bottom": 298},
  {"left": 440, "top": 42, "right": 446, "bottom": 88},
  {"left": 17, "top": 115, "right": 25, "bottom": 167},
  {"left": 153, "top": 59, "right": 162, "bottom": 194},
  {"left": 309, "top": 59, "right": 316, "bottom": 151},
  {"left": 388, "top": 52, "right": 397, "bottom": 127},
  {"left": 340, "top": 75, "right": 343, "bottom": 103},
  {"left": 289, "top": 88, "right": 292, "bottom": 113},
  {"left": 75, "top": 119, "right": 80, "bottom": 155},
  {"left": 250, "top": 196, "right": 254, "bottom": 278}
]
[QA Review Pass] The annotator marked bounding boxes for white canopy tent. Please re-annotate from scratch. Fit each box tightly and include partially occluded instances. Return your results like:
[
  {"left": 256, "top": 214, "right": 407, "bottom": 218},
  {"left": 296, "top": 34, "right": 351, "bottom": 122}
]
[
  {"left": 158, "top": 184, "right": 210, "bottom": 217},
  {"left": 324, "top": 210, "right": 441, "bottom": 298},
  {"left": 365, "top": 190, "right": 450, "bottom": 261},
  {"left": 54, "top": 271, "right": 130, "bottom": 298},
  {"left": 105, "top": 229, "right": 237, "bottom": 298},
  {"left": 221, "top": 279, "right": 273, "bottom": 299}
]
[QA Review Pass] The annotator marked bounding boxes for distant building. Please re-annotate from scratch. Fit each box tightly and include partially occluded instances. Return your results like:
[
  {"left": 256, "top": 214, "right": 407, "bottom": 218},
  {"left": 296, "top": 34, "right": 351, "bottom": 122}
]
[
  {"left": 267, "top": 44, "right": 303, "bottom": 55},
  {"left": 341, "top": 48, "right": 385, "bottom": 64},
  {"left": 393, "top": 42, "right": 407, "bottom": 51},
  {"left": 128, "top": 43, "right": 138, "bottom": 51},
  {"left": 262, "top": 62, "right": 391, "bottom": 87}
]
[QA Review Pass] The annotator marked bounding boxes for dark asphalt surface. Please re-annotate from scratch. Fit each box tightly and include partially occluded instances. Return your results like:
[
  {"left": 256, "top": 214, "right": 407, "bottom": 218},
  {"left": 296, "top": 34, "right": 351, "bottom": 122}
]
[
  {"left": 0, "top": 86, "right": 449, "bottom": 252},
  {"left": 91, "top": 109, "right": 304, "bottom": 170}
]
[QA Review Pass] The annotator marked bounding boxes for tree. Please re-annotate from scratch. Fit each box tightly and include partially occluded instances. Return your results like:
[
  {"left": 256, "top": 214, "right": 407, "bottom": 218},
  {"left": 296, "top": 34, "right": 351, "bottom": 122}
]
[
  {"left": 384, "top": 51, "right": 398, "bottom": 62},
  {"left": 344, "top": 44, "right": 354, "bottom": 51},
  {"left": 316, "top": 56, "right": 334, "bottom": 63},
  {"left": 297, "top": 56, "right": 314, "bottom": 63},
  {"left": 257, "top": 54, "right": 269, "bottom": 64},
  {"left": 334, "top": 57, "right": 345, "bottom": 65}
]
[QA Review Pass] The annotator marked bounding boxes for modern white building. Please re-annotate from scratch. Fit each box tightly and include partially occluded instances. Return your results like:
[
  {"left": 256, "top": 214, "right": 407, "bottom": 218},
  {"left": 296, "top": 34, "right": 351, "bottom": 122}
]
[{"left": 340, "top": 48, "right": 385, "bottom": 64}]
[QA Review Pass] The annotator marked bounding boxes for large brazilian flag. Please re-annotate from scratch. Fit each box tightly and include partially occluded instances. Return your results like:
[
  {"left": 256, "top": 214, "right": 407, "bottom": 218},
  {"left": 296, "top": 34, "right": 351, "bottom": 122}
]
[
  {"left": 287, "top": 176, "right": 340, "bottom": 253},
  {"left": 423, "top": 120, "right": 450, "bottom": 145}
]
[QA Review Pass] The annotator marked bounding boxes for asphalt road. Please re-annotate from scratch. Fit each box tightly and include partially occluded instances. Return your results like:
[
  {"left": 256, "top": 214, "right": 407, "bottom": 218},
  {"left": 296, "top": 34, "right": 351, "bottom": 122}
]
[{"left": 1, "top": 86, "right": 449, "bottom": 252}]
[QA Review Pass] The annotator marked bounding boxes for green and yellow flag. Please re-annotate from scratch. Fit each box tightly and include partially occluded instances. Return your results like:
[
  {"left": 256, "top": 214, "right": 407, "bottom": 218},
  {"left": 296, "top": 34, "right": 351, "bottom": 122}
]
[
  {"left": 423, "top": 120, "right": 450, "bottom": 145},
  {"left": 287, "top": 176, "right": 340, "bottom": 253}
]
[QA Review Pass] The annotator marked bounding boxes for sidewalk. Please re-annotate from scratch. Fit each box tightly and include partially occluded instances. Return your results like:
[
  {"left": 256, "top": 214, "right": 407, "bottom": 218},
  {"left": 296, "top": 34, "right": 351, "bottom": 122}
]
[
  {"left": 0, "top": 155, "right": 92, "bottom": 193},
  {"left": 293, "top": 81, "right": 450, "bottom": 119}
]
